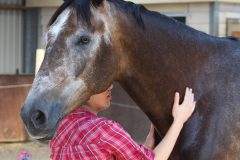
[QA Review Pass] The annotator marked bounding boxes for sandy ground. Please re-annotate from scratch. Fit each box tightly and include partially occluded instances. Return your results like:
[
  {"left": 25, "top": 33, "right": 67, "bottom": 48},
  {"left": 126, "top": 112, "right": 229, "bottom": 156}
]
[
  {"left": 0, "top": 140, "right": 144, "bottom": 160},
  {"left": 0, "top": 142, "right": 51, "bottom": 160}
]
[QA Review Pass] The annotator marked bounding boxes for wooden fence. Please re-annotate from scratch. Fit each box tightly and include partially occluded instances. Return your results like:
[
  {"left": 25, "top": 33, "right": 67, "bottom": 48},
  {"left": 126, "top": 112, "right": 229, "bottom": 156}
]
[{"left": 0, "top": 75, "right": 34, "bottom": 142}]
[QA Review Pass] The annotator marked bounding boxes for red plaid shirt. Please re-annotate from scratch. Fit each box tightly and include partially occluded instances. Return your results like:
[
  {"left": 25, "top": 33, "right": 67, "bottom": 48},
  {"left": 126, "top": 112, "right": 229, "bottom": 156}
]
[{"left": 49, "top": 109, "right": 155, "bottom": 160}]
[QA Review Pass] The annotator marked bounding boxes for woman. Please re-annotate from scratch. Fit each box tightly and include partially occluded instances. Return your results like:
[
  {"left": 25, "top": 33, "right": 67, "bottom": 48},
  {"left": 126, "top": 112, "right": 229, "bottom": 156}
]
[{"left": 49, "top": 85, "right": 196, "bottom": 160}]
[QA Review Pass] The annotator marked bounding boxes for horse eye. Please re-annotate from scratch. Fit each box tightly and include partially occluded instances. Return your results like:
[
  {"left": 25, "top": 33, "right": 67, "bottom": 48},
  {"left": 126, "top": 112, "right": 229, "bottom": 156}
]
[{"left": 79, "top": 37, "right": 89, "bottom": 44}]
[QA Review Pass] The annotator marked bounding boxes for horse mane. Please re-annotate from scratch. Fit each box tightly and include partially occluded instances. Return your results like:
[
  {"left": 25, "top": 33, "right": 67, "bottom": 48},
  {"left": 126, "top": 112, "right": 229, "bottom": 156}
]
[
  {"left": 47, "top": 0, "right": 161, "bottom": 29},
  {"left": 227, "top": 36, "right": 240, "bottom": 41}
]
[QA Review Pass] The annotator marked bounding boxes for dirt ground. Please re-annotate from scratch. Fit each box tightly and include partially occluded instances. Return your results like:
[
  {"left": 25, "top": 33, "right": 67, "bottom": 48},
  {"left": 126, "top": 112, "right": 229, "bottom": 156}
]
[
  {"left": 0, "top": 140, "right": 144, "bottom": 160},
  {"left": 0, "top": 142, "right": 51, "bottom": 160}
]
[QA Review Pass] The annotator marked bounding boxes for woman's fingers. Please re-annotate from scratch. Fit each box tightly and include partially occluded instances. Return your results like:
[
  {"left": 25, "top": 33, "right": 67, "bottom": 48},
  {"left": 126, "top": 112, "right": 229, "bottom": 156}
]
[
  {"left": 149, "top": 124, "right": 155, "bottom": 136},
  {"left": 178, "top": 87, "right": 195, "bottom": 108},
  {"left": 192, "top": 90, "right": 195, "bottom": 107},
  {"left": 191, "top": 101, "right": 196, "bottom": 115},
  {"left": 174, "top": 92, "right": 180, "bottom": 107},
  {"left": 182, "top": 87, "right": 195, "bottom": 110},
  {"left": 183, "top": 87, "right": 189, "bottom": 104},
  {"left": 189, "top": 88, "right": 192, "bottom": 105},
  {"left": 144, "top": 124, "right": 155, "bottom": 151},
  {"left": 190, "top": 90, "right": 193, "bottom": 105},
  {"left": 172, "top": 88, "right": 196, "bottom": 123},
  {"left": 187, "top": 88, "right": 196, "bottom": 115}
]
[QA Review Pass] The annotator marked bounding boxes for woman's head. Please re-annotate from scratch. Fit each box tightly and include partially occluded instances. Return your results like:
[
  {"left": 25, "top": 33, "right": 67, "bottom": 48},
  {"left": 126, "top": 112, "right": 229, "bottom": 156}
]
[{"left": 81, "top": 85, "right": 113, "bottom": 114}]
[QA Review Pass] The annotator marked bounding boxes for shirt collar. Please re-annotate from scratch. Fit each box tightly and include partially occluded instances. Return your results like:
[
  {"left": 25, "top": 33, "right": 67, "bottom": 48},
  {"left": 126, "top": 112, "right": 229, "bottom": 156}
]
[{"left": 64, "top": 109, "right": 97, "bottom": 120}]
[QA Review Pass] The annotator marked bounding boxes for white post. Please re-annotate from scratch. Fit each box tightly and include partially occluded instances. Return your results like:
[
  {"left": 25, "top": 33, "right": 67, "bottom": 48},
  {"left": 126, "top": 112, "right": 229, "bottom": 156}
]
[
  {"left": 23, "top": 49, "right": 48, "bottom": 147},
  {"left": 35, "top": 49, "right": 45, "bottom": 75}
]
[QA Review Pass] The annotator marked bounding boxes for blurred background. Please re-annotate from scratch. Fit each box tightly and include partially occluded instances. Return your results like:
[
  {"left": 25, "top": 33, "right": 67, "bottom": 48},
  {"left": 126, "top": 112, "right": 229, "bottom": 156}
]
[{"left": 0, "top": 0, "right": 240, "bottom": 159}]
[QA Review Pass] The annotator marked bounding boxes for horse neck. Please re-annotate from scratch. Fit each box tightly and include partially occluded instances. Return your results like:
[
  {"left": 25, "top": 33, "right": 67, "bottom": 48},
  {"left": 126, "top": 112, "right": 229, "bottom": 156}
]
[{"left": 114, "top": 10, "right": 222, "bottom": 132}]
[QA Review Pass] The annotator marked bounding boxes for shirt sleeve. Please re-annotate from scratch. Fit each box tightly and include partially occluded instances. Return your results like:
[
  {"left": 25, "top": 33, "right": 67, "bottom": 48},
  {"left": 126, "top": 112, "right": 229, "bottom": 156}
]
[{"left": 100, "top": 121, "right": 155, "bottom": 160}]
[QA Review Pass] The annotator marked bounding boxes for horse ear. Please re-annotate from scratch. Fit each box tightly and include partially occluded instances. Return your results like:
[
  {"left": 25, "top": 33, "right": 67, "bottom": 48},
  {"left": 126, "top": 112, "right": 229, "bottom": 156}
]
[
  {"left": 92, "top": 0, "right": 107, "bottom": 12},
  {"left": 92, "top": 0, "right": 105, "bottom": 7}
]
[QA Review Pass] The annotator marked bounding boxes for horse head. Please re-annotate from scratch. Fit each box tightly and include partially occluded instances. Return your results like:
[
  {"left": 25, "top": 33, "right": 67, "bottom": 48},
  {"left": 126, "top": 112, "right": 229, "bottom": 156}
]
[{"left": 21, "top": 0, "right": 121, "bottom": 140}]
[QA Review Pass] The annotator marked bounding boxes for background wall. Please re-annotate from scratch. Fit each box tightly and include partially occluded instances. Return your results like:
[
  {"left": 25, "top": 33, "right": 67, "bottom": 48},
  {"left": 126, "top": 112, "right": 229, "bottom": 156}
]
[
  {"left": 228, "top": 22, "right": 240, "bottom": 36},
  {"left": 40, "top": 8, "right": 57, "bottom": 49},
  {"left": 0, "top": 0, "right": 24, "bottom": 74},
  {"left": 188, "top": 2, "right": 210, "bottom": 34},
  {"left": 219, "top": 2, "right": 240, "bottom": 37}
]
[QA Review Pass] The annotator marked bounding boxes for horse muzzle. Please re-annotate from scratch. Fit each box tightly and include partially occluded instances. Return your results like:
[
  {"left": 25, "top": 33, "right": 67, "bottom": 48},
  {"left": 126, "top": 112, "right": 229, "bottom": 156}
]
[{"left": 20, "top": 99, "right": 64, "bottom": 141}]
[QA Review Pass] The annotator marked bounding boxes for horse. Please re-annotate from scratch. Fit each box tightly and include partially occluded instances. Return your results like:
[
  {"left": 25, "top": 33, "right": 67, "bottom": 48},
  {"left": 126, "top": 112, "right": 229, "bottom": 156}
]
[{"left": 21, "top": 0, "right": 240, "bottom": 159}]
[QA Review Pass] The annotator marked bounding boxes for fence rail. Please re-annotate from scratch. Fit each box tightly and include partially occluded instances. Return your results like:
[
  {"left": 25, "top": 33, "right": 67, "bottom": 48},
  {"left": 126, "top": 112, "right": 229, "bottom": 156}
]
[
  {"left": 0, "top": 4, "right": 26, "bottom": 9},
  {"left": 0, "top": 84, "right": 32, "bottom": 89}
]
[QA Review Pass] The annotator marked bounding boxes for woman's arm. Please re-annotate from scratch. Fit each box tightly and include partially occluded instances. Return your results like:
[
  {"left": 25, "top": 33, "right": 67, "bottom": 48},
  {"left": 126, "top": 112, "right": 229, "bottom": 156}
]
[
  {"left": 144, "top": 87, "right": 196, "bottom": 160},
  {"left": 153, "top": 118, "right": 184, "bottom": 160}
]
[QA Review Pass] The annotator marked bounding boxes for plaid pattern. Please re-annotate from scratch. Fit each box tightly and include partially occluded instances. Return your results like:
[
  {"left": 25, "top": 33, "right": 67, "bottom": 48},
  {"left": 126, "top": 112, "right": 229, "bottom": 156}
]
[{"left": 49, "top": 109, "right": 155, "bottom": 160}]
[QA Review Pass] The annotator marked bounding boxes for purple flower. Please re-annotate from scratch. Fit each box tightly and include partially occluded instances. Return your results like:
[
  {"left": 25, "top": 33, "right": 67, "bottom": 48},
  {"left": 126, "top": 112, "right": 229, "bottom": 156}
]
[{"left": 25, "top": 151, "right": 32, "bottom": 158}]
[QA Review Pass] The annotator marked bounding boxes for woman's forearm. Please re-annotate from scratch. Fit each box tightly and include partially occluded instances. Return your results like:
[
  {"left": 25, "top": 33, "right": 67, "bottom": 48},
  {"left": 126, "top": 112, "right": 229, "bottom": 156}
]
[{"left": 153, "top": 119, "right": 183, "bottom": 160}]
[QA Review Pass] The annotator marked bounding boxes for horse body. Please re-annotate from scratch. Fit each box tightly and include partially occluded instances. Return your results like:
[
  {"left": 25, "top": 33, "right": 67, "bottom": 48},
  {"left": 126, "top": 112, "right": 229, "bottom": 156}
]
[
  {"left": 115, "top": 7, "right": 240, "bottom": 159},
  {"left": 21, "top": 0, "right": 240, "bottom": 159}
]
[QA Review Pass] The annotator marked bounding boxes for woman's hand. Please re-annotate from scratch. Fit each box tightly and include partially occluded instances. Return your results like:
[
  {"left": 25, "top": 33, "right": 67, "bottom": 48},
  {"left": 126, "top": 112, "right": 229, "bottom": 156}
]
[
  {"left": 143, "top": 124, "right": 155, "bottom": 151},
  {"left": 152, "top": 88, "right": 196, "bottom": 160},
  {"left": 172, "top": 87, "right": 196, "bottom": 124}
]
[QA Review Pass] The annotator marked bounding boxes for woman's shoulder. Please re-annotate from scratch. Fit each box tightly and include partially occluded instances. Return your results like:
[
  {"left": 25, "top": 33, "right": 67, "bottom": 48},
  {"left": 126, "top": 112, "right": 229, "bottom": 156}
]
[
  {"left": 94, "top": 117, "right": 117, "bottom": 125},
  {"left": 95, "top": 118, "right": 124, "bottom": 131}
]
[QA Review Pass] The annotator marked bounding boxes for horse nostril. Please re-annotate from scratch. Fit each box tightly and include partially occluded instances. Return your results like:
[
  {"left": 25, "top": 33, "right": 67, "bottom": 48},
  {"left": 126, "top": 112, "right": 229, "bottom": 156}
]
[{"left": 31, "top": 110, "right": 46, "bottom": 129}]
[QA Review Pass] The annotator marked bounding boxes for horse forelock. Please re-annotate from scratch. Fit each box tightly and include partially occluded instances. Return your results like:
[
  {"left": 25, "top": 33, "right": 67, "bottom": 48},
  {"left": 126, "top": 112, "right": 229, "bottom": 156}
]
[
  {"left": 45, "top": 2, "right": 114, "bottom": 46},
  {"left": 47, "top": 0, "right": 149, "bottom": 30},
  {"left": 48, "top": 0, "right": 104, "bottom": 27}
]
